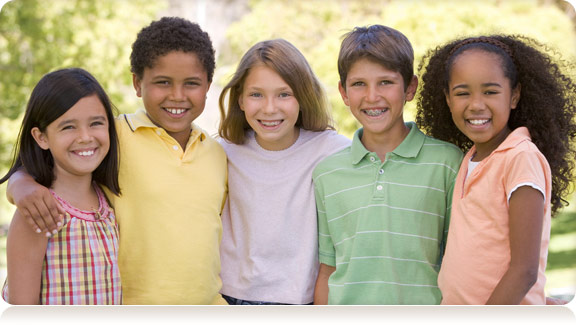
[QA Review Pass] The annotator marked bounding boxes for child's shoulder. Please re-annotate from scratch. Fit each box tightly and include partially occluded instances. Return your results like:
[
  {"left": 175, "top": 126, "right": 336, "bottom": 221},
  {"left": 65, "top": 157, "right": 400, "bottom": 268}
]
[
  {"left": 422, "top": 135, "right": 463, "bottom": 153},
  {"left": 301, "top": 129, "right": 351, "bottom": 150},
  {"left": 420, "top": 134, "right": 464, "bottom": 161},
  {"left": 312, "top": 145, "right": 352, "bottom": 178}
]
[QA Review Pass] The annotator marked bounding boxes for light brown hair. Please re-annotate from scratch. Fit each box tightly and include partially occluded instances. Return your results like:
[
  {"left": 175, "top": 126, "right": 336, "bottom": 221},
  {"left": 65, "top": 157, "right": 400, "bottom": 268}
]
[{"left": 218, "top": 39, "right": 334, "bottom": 144}]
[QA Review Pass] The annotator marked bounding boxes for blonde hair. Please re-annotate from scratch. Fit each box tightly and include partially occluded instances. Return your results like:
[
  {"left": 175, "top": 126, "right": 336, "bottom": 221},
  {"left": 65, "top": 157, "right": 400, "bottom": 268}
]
[{"left": 218, "top": 39, "right": 334, "bottom": 144}]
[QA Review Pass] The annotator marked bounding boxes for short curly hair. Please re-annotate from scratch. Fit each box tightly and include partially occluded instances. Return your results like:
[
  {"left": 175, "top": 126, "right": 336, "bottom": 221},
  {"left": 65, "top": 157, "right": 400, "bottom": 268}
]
[
  {"left": 130, "top": 17, "right": 215, "bottom": 82},
  {"left": 416, "top": 34, "right": 576, "bottom": 214}
]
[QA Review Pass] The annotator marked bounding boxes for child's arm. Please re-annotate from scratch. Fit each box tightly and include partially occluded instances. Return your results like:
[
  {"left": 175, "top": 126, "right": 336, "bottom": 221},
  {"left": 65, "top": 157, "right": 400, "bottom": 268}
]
[
  {"left": 6, "top": 209, "right": 49, "bottom": 304},
  {"left": 485, "top": 186, "right": 544, "bottom": 304},
  {"left": 7, "top": 170, "right": 64, "bottom": 236},
  {"left": 314, "top": 263, "right": 335, "bottom": 305}
]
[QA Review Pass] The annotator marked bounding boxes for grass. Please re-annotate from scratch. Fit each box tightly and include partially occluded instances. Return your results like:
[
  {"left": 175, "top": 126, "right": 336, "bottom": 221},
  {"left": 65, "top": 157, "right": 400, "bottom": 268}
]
[{"left": 545, "top": 211, "right": 576, "bottom": 301}]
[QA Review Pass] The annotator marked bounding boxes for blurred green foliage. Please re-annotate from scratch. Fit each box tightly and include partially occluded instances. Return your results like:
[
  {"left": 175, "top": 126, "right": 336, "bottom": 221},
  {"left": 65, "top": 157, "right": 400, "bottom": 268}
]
[
  {"left": 1, "top": 0, "right": 574, "bottom": 224},
  {"left": 222, "top": 0, "right": 576, "bottom": 137},
  {"left": 0, "top": 0, "right": 166, "bottom": 166},
  {"left": 0, "top": 0, "right": 575, "bottom": 296},
  {"left": 0, "top": 0, "right": 166, "bottom": 220}
]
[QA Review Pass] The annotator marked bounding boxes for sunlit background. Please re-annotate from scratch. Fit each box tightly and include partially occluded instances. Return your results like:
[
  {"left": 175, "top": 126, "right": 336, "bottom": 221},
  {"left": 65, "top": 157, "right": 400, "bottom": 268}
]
[{"left": 1, "top": 0, "right": 575, "bottom": 302}]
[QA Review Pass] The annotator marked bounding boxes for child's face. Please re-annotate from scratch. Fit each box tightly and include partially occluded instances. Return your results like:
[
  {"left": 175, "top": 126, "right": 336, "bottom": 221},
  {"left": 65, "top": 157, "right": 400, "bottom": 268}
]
[
  {"left": 239, "top": 64, "right": 300, "bottom": 151},
  {"left": 445, "top": 49, "right": 520, "bottom": 159},
  {"left": 31, "top": 94, "right": 110, "bottom": 179},
  {"left": 339, "top": 58, "right": 417, "bottom": 139},
  {"left": 133, "top": 51, "right": 211, "bottom": 146}
]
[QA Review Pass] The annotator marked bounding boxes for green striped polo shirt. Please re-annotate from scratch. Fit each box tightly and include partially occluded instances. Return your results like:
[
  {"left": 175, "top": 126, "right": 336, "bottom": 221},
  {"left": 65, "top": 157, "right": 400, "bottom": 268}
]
[{"left": 313, "top": 122, "right": 463, "bottom": 305}]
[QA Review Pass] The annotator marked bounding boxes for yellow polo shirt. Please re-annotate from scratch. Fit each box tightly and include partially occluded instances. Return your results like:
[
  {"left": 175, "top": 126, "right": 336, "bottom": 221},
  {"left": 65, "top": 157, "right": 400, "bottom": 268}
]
[{"left": 111, "top": 109, "right": 227, "bottom": 305}]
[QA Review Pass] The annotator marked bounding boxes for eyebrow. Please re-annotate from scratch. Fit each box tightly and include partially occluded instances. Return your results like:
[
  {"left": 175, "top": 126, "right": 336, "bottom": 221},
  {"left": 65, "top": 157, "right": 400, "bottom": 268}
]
[
  {"left": 245, "top": 86, "right": 292, "bottom": 92},
  {"left": 348, "top": 73, "right": 400, "bottom": 81},
  {"left": 451, "top": 82, "right": 503, "bottom": 91},
  {"left": 152, "top": 75, "right": 203, "bottom": 81}
]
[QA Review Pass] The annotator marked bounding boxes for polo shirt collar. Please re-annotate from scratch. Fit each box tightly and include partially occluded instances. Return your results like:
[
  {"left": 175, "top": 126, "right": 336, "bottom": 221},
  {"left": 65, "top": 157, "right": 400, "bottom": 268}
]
[
  {"left": 474, "top": 126, "right": 531, "bottom": 155},
  {"left": 350, "top": 122, "right": 425, "bottom": 165},
  {"left": 125, "top": 109, "right": 206, "bottom": 141},
  {"left": 392, "top": 121, "right": 425, "bottom": 158}
]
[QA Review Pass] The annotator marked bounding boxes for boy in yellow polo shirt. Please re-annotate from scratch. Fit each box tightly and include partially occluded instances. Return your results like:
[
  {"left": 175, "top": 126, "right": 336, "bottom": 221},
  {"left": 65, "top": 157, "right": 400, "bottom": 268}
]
[{"left": 6, "top": 17, "right": 227, "bottom": 305}]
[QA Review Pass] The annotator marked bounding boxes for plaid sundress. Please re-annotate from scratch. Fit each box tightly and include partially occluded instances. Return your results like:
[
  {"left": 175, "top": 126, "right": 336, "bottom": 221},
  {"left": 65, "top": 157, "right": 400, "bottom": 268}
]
[{"left": 2, "top": 184, "right": 121, "bottom": 304}]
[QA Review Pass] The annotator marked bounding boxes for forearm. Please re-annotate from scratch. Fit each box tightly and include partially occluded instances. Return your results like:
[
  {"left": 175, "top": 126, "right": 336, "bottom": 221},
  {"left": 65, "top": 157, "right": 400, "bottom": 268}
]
[
  {"left": 6, "top": 169, "right": 33, "bottom": 204},
  {"left": 5, "top": 168, "right": 64, "bottom": 235},
  {"left": 314, "top": 263, "right": 335, "bottom": 305},
  {"left": 486, "top": 264, "right": 538, "bottom": 304},
  {"left": 488, "top": 186, "right": 545, "bottom": 305}
]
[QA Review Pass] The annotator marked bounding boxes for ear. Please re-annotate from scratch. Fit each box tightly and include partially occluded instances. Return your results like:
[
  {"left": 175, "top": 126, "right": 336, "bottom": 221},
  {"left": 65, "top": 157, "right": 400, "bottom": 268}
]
[
  {"left": 31, "top": 127, "right": 50, "bottom": 150},
  {"left": 444, "top": 89, "right": 453, "bottom": 112},
  {"left": 404, "top": 75, "right": 419, "bottom": 102},
  {"left": 338, "top": 81, "right": 350, "bottom": 107},
  {"left": 238, "top": 94, "right": 245, "bottom": 111},
  {"left": 132, "top": 74, "right": 142, "bottom": 98},
  {"left": 510, "top": 83, "right": 521, "bottom": 110}
]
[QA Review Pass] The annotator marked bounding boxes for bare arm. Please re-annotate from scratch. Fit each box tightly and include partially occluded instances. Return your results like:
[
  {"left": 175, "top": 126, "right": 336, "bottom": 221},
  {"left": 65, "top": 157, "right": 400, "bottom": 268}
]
[
  {"left": 314, "top": 263, "right": 336, "bottom": 305},
  {"left": 485, "top": 186, "right": 544, "bottom": 304},
  {"left": 7, "top": 170, "right": 64, "bottom": 236},
  {"left": 6, "top": 209, "right": 49, "bottom": 304}
]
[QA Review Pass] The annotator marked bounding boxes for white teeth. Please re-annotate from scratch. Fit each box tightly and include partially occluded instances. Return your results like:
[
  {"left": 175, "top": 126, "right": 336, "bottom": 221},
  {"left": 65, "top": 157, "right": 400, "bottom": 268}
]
[
  {"left": 166, "top": 108, "right": 186, "bottom": 115},
  {"left": 364, "top": 109, "right": 387, "bottom": 116},
  {"left": 261, "top": 120, "right": 281, "bottom": 127},
  {"left": 468, "top": 119, "right": 489, "bottom": 125},
  {"left": 77, "top": 150, "right": 94, "bottom": 156}
]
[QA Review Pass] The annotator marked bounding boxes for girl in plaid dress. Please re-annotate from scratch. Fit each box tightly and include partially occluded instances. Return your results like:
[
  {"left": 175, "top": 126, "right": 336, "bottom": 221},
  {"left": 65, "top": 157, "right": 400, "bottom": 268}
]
[{"left": 0, "top": 68, "right": 121, "bottom": 304}]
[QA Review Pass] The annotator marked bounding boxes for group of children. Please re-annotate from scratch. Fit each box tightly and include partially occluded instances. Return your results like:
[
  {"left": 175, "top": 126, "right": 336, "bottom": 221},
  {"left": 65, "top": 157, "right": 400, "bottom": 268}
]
[{"left": 0, "top": 16, "right": 575, "bottom": 305}]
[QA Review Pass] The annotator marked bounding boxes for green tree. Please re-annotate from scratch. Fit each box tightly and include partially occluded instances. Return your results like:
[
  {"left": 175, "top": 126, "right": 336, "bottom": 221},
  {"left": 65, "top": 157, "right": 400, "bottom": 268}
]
[
  {"left": 0, "top": 0, "right": 166, "bottom": 223},
  {"left": 0, "top": 0, "right": 166, "bottom": 167},
  {"left": 222, "top": 0, "right": 576, "bottom": 137}
]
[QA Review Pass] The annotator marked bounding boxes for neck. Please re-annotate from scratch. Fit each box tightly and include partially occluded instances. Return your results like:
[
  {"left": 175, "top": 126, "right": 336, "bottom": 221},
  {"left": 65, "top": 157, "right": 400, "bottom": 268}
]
[
  {"left": 472, "top": 127, "right": 512, "bottom": 162},
  {"left": 51, "top": 171, "right": 98, "bottom": 211},
  {"left": 361, "top": 124, "right": 409, "bottom": 161}
]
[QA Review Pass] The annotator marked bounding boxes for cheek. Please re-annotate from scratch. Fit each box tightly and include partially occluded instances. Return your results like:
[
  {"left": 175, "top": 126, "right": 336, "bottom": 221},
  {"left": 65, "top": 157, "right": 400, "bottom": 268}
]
[{"left": 97, "top": 129, "right": 111, "bottom": 147}]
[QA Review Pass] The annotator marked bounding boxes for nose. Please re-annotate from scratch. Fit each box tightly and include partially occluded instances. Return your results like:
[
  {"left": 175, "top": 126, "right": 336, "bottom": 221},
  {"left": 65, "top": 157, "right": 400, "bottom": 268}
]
[
  {"left": 365, "top": 84, "right": 380, "bottom": 103},
  {"left": 77, "top": 127, "right": 94, "bottom": 143},
  {"left": 468, "top": 93, "right": 487, "bottom": 111},
  {"left": 170, "top": 85, "right": 185, "bottom": 101},
  {"left": 262, "top": 97, "right": 277, "bottom": 114}
]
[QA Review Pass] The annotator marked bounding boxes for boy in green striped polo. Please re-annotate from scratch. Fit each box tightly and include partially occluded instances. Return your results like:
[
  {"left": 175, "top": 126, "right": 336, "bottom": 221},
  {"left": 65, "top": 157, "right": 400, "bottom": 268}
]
[{"left": 313, "top": 25, "right": 463, "bottom": 304}]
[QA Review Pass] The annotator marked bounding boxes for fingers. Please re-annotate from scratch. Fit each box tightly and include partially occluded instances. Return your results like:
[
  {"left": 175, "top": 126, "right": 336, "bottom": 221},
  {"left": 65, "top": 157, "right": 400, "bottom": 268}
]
[
  {"left": 19, "top": 208, "right": 44, "bottom": 235},
  {"left": 18, "top": 192, "right": 63, "bottom": 237},
  {"left": 42, "top": 195, "right": 64, "bottom": 235}
]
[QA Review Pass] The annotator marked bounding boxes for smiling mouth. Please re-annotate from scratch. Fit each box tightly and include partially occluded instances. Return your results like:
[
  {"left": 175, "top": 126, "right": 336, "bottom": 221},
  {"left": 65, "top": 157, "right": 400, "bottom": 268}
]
[
  {"left": 164, "top": 108, "right": 188, "bottom": 115},
  {"left": 363, "top": 108, "right": 388, "bottom": 117},
  {"left": 73, "top": 149, "right": 96, "bottom": 157},
  {"left": 467, "top": 119, "right": 490, "bottom": 125},
  {"left": 259, "top": 120, "right": 282, "bottom": 127}
]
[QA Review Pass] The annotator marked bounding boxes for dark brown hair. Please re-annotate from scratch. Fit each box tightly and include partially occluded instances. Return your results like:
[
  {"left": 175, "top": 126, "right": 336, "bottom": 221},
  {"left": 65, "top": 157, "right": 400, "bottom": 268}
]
[
  {"left": 0, "top": 68, "right": 120, "bottom": 196},
  {"left": 338, "top": 25, "right": 414, "bottom": 90}
]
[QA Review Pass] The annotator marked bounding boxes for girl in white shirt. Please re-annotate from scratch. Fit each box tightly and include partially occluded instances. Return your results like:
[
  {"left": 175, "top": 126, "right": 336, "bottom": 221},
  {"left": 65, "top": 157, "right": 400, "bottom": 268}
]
[{"left": 218, "top": 39, "right": 350, "bottom": 305}]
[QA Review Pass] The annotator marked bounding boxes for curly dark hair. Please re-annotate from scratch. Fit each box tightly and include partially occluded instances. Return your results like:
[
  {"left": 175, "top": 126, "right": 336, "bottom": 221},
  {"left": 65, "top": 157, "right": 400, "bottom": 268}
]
[
  {"left": 416, "top": 34, "right": 576, "bottom": 215},
  {"left": 130, "top": 16, "right": 215, "bottom": 82}
]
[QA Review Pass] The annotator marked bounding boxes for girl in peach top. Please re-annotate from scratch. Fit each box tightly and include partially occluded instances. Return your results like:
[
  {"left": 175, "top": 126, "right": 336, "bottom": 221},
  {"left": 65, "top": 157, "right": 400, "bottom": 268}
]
[{"left": 416, "top": 35, "right": 576, "bottom": 304}]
